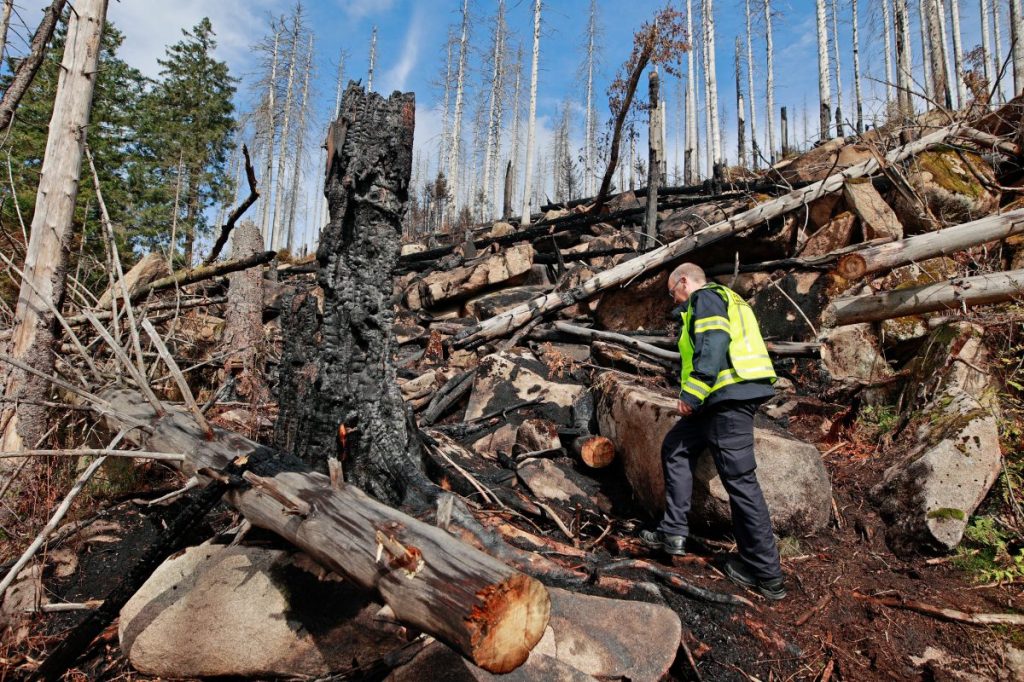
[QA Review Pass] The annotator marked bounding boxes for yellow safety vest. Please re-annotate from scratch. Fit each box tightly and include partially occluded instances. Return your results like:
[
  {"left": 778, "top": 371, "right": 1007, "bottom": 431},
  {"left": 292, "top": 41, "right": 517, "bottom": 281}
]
[{"left": 678, "top": 283, "right": 777, "bottom": 402}]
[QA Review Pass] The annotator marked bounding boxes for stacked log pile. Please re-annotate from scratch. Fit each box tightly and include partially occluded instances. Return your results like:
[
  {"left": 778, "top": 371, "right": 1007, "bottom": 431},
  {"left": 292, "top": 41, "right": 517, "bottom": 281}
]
[{"left": 3, "top": 93, "right": 1024, "bottom": 680}]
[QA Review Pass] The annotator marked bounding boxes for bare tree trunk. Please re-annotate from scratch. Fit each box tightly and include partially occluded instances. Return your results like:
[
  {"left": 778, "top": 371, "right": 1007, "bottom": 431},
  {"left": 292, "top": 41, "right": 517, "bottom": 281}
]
[
  {"left": 221, "top": 222, "right": 267, "bottom": 404},
  {"left": 0, "top": 0, "right": 107, "bottom": 504},
  {"left": 925, "top": 0, "right": 951, "bottom": 107},
  {"left": 883, "top": 0, "right": 896, "bottom": 103},
  {"left": 895, "top": 0, "right": 914, "bottom": 118},
  {"left": 852, "top": 0, "right": 864, "bottom": 133},
  {"left": 584, "top": 0, "right": 597, "bottom": 196},
  {"left": 260, "top": 20, "right": 279, "bottom": 243},
  {"left": 0, "top": 0, "right": 13, "bottom": 65},
  {"left": 764, "top": 0, "right": 776, "bottom": 163},
  {"left": 980, "top": 0, "right": 993, "bottom": 94},
  {"left": 449, "top": 0, "right": 470, "bottom": 225},
  {"left": 286, "top": 34, "right": 313, "bottom": 254},
  {"left": 1011, "top": 0, "right": 1024, "bottom": 95},
  {"left": 367, "top": 25, "right": 377, "bottom": 92},
  {"left": 509, "top": 46, "right": 522, "bottom": 207},
  {"left": 949, "top": 0, "right": 966, "bottom": 105},
  {"left": 735, "top": 39, "right": 747, "bottom": 167},
  {"left": 703, "top": 0, "right": 722, "bottom": 171},
  {"left": 781, "top": 105, "right": 789, "bottom": 156},
  {"left": 271, "top": 11, "right": 300, "bottom": 250},
  {"left": 918, "top": 0, "right": 935, "bottom": 97},
  {"left": 830, "top": 0, "right": 845, "bottom": 137},
  {"left": 0, "top": 0, "right": 68, "bottom": 133},
  {"left": 645, "top": 69, "right": 661, "bottom": 250},
  {"left": 994, "top": 0, "right": 1005, "bottom": 102},
  {"left": 817, "top": 0, "right": 832, "bottom": 140},
  {"left": 520, "top": 0, "right": 541, "bottom": 227},
  {"left": 745, "top": 0, "right": 759, "bottom": 169},
  {"left": 482, "top": 0, "right": 506, "bottom": 220},
  {"left": 684, "top": 0, "right": 699, "bottom": 183}
]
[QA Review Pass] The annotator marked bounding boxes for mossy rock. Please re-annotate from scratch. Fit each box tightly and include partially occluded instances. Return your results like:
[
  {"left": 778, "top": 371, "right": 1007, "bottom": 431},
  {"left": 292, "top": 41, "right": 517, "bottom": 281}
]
[{"left": 894, "top": 148, "right": 999, "bottom": 233}]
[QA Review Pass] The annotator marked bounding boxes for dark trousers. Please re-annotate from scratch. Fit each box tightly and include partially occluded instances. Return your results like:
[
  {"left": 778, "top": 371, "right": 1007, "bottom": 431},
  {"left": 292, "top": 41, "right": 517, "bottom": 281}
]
[{"left": 657, "top": 399, "right": 783, "bottom": 581}]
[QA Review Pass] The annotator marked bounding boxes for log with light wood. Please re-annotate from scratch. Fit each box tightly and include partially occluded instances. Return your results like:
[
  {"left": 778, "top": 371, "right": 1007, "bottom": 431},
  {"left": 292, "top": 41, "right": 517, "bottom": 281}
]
[
  {"left": 100, "top": 389, "right": 551, "bottom": 674},
  {"left": 837, "top": 208, "right": 1024, "bottom": 280},
  {"left": 824, "top": 269, "right": 1024, "bottom": 326},
  {"left": 453, "top": 121, "right": 967, "bottom": 348}
]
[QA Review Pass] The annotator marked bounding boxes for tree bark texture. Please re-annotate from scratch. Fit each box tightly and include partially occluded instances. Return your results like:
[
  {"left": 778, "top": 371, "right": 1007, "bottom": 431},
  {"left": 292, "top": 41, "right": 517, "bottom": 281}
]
[
  {"left": 221, "top": 222, "right": 267, "bottom": 403},
  {"left": 0, "top": 0, "right": 107, "bottom": 469},
  {"left": 102, "top": 390, "right": 551, "bottom": 674},
  {"left": 275, "top": 84, "right": 430, "bottom": 507}
]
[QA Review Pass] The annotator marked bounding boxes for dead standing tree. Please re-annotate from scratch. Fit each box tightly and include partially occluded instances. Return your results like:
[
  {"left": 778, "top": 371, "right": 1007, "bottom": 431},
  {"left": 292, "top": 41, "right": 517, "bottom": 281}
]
[{"left": 275, "top": 84, "right": 432, "bottom": 507}]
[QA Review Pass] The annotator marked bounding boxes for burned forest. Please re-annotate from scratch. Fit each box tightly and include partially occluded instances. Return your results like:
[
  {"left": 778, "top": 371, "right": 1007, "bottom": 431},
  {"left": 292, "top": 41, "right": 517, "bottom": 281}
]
[{"left": 1, "top": 0, "right": 1024, "bottom": 680}]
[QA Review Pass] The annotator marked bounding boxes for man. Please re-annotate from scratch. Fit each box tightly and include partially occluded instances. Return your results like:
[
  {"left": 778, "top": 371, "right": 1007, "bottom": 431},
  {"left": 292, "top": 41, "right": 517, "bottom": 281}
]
[{"left": 640, "top": 263, "right": 786, "bottom": 600}]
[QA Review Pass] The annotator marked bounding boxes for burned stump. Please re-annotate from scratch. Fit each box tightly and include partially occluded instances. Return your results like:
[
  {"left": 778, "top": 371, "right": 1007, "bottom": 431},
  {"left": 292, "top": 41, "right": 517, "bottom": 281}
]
[{"left": 275, "top": 83, "right": 429, "bottom": 506}]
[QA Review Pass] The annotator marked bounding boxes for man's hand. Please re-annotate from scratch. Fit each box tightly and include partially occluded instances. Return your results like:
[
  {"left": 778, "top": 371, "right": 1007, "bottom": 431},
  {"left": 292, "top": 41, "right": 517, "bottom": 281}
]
[{"left": 677, "top": 400, "right": 694, "bottom": 417}]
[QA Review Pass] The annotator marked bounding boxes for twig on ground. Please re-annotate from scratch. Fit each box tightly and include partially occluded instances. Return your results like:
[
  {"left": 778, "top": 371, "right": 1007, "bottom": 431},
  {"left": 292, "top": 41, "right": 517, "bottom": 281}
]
[
  {"left": 596, "top": 558, "right": 754, "bottom": 607},
  {"left": 851, "top": 590, "right": 1024, "bottom": 625}
]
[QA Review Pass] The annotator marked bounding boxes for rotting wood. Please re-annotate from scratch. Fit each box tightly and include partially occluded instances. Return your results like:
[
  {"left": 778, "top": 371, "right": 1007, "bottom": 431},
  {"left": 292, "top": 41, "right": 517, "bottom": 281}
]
[
  {"left": 454, "top": 122, "right": 968, "bottom": 348},
  {"left": 837, "top": 208, "right": 1024, "bottom": 280},
  {"left": 825, "top": 268, "right": 1024, "bottom": 326},
  {"left": 99, "top": 389, "right": 551, "bottom": 674}
]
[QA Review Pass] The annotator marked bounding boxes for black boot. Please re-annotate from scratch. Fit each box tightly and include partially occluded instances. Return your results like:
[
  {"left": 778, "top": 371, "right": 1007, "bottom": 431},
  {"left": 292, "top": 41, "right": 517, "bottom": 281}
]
[
  {"left": 639, "top": 529, "right": 687, "bottom": 556},
  {"left": 723, "top": 556, "right": 787, "bottom": 600}
]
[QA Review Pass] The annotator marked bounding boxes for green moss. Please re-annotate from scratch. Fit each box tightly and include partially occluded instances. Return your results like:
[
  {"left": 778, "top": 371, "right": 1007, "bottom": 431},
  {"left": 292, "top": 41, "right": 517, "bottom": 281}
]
[
  {"left": 927, "top": 507, "right": 966, "bottom": 521},
  {"left": 916, "top": 148, "right": 989, "bottom": 200}
]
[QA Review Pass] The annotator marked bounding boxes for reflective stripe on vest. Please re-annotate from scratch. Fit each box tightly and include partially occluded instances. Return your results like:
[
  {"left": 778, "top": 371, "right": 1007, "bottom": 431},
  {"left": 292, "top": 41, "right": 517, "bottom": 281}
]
[{"left": 678, "top": 283, "right": 777, "bottom": 399}]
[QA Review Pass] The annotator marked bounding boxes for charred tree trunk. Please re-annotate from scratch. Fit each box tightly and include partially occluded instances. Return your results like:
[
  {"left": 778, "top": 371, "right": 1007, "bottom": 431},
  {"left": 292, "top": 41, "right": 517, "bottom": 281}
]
[{"left": 275, "top": 84, "right": 430, "bottom": 508}]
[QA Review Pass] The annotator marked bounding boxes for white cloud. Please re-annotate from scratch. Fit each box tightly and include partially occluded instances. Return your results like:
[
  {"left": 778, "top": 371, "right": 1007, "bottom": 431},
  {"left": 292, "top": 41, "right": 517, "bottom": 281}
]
[
  {"left": 380, "top": 10, "right": 422, "bottom": 93},
  {"left": 336, "top": 0, "right": 396, "bottom": 20}
]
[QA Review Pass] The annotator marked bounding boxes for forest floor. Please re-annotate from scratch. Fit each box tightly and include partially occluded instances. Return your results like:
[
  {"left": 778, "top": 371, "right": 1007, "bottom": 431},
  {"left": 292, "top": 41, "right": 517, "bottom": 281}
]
[{"left": 4, "top": 404, "right": 1021, "bottom": 682}]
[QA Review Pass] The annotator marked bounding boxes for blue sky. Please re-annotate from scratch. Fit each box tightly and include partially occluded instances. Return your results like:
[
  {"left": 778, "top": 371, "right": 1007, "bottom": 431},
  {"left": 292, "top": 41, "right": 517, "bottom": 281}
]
[{"left": 13, "top": 0, "right": 1014, "bottom": 250}]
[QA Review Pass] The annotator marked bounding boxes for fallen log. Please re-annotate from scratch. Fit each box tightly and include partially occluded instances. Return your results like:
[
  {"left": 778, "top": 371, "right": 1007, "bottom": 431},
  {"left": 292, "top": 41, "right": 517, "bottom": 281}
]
[
  {"left": 553, "top": 321, "right": 679, "bottom": 363},
  {"left": 454, "top": 122, "right": 967, "bottom": 348},
  {"left": 131, "top": 251, "right": 277, "bottom": 302},
  {"left": 100, "top": 389, "right": 551, "bottom": 674},
  {"left": 824, "top": 269, "right": 1024, "bottom": 326},
  {"left": 837, "top": 208, "right": 1024, "bottom": 280}
]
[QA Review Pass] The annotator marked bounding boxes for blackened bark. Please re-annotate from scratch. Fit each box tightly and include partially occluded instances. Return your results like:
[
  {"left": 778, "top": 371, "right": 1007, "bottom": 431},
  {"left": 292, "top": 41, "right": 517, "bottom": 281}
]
[{"left": 275, "top": 84, "right": 430, "bottom": 507}]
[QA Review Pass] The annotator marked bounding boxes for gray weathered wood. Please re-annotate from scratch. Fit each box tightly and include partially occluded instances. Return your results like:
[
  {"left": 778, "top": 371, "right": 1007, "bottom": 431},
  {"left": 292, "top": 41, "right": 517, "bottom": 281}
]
[{"left": 825, "top": 269, "right": 1024, "bottom": 326}]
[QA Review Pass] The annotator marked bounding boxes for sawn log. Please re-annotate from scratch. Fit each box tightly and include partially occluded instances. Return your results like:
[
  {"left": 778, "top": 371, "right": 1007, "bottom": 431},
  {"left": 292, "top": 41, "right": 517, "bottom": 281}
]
[
  {"left": 100, "top": 389, "right": 550, "bottom": 674},
  {"left": 453, "top": 122, "right": 967, "bottom": 348}
]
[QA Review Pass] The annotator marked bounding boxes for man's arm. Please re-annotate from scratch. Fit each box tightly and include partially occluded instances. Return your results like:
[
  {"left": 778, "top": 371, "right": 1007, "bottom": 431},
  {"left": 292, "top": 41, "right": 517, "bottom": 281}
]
[{"left": 679, "top": 289, "right": 731, "bottom": 410}]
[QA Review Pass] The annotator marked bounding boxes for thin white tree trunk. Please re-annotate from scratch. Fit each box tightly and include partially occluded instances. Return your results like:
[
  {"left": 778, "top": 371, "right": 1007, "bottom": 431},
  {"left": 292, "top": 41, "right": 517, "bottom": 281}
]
[
  {"left": 816, "top": 0, "right": 832, "bottom": 139},
  {"left": 764, "top": 0, "right": 776, "bottom": 163},
  {"left": 936, "top": 0, "right": 955, "bottom": 106},
  {"left": 520, "top": 0, "right": 541, "bottom": 227},
  {"left": 980, "top": 0, "right": 993, "bottom": 93},
  {"left": 703, "top": 0, "right": 722, "bottom": 171},
  {"left": 925, "top": 0, "right": 951, "bottom": 107},
  {"left": 286, "top": 34, "right": 313, "bottom": 253},
  {"left": 0, "top": 0, "right": 13, "bottom": 65},
  {"left": 449, "top": 0, "right": 469, "bottom": 224},
  {"left": 260, "top": 22, "right": 279, "bottom": 242},
  {"left": 509, "top": 46, "right": 522, "bottom": 206},
  {"left": 482, "top": 0, "right": 506, "bottom": 219},
  {"left": 949, "top": 0, "right": 966, "bottom": 105},
  {"left": 744, "top": 0, "right": 759, "bottom": 169},
  {"left": 895, "top": 0, "right": 915, "bottom": 116},
  {"left": 271, "top": 13, "right": 299, "bottom": 251},
  {"left": 993, "top": 1, "right": 1005, "bottom": 101},
  {"left": 831, "top": 0, "right": 844, "bottom": 136},
  {"left": 674, "top": 78, "right": 682, "bottom": 182},
  {"left": 684, "top": 0, "right": 699, "bottom": 183},
  {"left": 735, "top": 39, "right": 746, "bottom": 165},
  {"left": 852, "top": 0, "right": 864, "bottom": 133},
  {"left": 919, "top": 0, "right": 934, "bottom": 97},
  {"left": 1011, "top": 0, "right": 1024, "bottom": 95},
  {"left": 367, "top": 25, "right": 377, "bottom": 92},
  {"left": 584, "top": 0, "right": 597, "bottom": 196},
  {"left": 0, "top": 0, "right": 108, "bottom": 472},
  {"left": 883, "top": 0, "right": 896, "bottom": 102}
]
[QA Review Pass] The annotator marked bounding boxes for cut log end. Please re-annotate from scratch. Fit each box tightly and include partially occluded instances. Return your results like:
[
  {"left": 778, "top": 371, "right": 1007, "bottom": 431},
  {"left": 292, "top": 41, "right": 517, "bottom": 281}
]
[
  {"left": 468, "top": 573, "right": 551, "bottom": 674},
  {"left": 836, "top": 253, "right": 866, "bottom": 280},
  {"left": 576, "top": 435, "right": 616, "bottom": 468}
]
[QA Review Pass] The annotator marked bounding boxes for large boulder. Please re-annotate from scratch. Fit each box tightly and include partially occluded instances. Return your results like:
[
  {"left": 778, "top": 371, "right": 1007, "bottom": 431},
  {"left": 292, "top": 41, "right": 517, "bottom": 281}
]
[
  {"left": 594, "top": 373, "right": 832, "bottom": 536},
  {"left": 120, "top": 546, "right": 405, "bottom": 678},
  {"left": 871, "top": 323, "right": 1003, "bottom": 553},
  {"left": 893, "top": 148, "right": 999, "bottom": 233},
  {"left": 820, "top": 323, "right": 894, "bottom": 385},
  {"left": 594, "top": 269, "right": 675, "bottom": 331},
  {"left": 777, "top": 138, "right": 874, "bottom": 184},
  {"left": 465, "top": 350, "right": 585, "bottom": 424}
]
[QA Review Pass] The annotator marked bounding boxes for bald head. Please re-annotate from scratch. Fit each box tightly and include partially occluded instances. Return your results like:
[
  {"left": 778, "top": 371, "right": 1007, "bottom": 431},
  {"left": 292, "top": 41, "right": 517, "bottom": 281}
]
[{"left": 667, "top": 263, "right": 706, "bottom": 304}]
